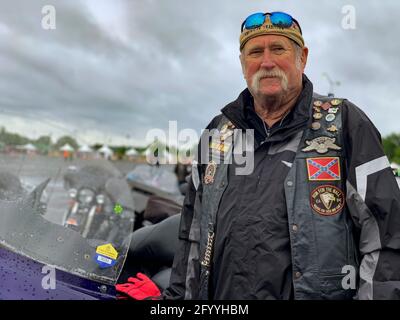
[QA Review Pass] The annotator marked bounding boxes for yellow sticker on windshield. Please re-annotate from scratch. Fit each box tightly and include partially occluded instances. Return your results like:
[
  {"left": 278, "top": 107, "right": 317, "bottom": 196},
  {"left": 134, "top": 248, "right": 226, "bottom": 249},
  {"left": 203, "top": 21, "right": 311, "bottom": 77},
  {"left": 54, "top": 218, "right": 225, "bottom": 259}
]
[{"left": 96, "top": 244, "right": 118, "bottom": 260}]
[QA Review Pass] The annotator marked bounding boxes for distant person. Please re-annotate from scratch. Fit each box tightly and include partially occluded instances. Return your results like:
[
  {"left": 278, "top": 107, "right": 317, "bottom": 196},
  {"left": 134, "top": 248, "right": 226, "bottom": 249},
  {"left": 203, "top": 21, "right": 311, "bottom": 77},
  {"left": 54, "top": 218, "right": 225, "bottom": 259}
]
[{"left": 63, "top": 150, "right": 69, "bottom": 161}]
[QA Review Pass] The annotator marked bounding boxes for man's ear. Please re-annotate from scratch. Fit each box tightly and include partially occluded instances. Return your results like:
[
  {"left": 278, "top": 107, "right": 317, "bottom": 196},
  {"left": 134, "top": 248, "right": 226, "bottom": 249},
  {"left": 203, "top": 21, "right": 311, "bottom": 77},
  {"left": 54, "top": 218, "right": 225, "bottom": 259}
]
[
  {"left": 301, "top": 46, "right": 309, "bottom": 71},
  {"left": 239, "top": 53, "right": 246, "bottom": 79}
]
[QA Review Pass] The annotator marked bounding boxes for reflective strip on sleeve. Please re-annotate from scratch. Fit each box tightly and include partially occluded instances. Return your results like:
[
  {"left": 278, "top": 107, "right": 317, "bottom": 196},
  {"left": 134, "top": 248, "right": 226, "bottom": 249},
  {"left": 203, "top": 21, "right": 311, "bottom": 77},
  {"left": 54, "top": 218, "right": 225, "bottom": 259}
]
[
  {"left": 346, "top": 182, "right": 382, "bottom": 254},
  {"left": 358, "top": 251, "right": 380, "bottom": 300},
  {"left": 355, "top": 156, "right": 390, "bottom": 201}
]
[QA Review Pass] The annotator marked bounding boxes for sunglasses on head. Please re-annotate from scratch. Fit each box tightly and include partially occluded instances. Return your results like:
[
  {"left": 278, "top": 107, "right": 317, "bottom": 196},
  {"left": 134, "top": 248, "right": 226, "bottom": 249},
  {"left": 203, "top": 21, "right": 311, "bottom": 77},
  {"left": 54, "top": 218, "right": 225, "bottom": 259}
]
[{"left": 241, "top": 11, "right": 302, "bottom": 34}]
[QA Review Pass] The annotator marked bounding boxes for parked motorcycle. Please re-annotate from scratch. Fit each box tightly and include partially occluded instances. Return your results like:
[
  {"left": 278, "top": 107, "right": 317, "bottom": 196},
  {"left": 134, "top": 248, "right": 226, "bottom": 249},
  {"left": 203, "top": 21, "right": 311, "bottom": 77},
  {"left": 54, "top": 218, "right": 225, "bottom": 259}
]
[
  {"left": 0, "top": 164, "right": 181, "bottom": 299},
  {"left": 62, "top": 165, "right": 135, "bottom": 245},
  {"left": 0, "top": 167, "right": 134, "bottom": 299}
]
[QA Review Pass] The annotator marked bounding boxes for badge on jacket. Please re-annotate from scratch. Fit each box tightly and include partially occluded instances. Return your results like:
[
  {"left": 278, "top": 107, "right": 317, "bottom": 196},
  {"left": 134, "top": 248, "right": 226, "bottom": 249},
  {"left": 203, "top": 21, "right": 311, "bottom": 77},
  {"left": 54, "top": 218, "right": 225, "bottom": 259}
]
[
  {"left": 310, "top": 185, "right": 345, "bottom": 216},
  {"left": 210, "top": 141, "right": 230, "bottom": 153},
  {"left": 330, "top": 99, "right": 342, "bottom": 106},
  {"left": 220, "top": 121, "right": 235, "bottom": 133},
  {"left": 321, "top": 102, "right": 331, "bottom": 111},
  {"left": 204, "top": 161, "right": 217, "bottom": 185},
  {"left": 327, "top": 124, "right": 338, "bottom": 133},
  {"left": 306, "top": 157, "right": 341, "bottom": 181},
  {"left": 302, "top": 136, "right": 341, "bottom": 154}
]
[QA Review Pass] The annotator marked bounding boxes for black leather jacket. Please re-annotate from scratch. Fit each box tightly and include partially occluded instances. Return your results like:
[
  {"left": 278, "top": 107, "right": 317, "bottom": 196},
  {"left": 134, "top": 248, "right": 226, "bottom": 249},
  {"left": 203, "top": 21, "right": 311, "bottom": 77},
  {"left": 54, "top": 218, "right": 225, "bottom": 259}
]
[{"left": 164, "top": 75, "right": 400, "bottom": 300}]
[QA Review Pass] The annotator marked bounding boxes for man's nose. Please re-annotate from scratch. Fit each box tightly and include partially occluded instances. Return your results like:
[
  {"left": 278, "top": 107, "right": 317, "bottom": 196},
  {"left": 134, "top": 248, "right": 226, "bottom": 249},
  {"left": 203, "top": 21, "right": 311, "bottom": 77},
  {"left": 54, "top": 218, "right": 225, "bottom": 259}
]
[{"left": 260, "top": 50, "right": 276, "bottom": 69}]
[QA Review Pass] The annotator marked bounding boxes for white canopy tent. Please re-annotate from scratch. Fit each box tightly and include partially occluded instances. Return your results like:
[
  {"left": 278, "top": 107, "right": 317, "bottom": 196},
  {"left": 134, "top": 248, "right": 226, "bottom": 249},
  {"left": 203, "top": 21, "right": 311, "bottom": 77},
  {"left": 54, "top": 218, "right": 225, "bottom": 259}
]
[
  {"left": 98, "top": 145, "right": 114, "bottom": 158},
  {"left": 21, "top": 143, "right": 37, "bottom": 151},
  {"left": 125, "top": 148, "right": 138, "bottom": 156},
  {"left": 60, "top": 143, "right": 74, "bottom": 152},
  {"left": 78, "top": 144, "right": 93, "bottom": 153}
]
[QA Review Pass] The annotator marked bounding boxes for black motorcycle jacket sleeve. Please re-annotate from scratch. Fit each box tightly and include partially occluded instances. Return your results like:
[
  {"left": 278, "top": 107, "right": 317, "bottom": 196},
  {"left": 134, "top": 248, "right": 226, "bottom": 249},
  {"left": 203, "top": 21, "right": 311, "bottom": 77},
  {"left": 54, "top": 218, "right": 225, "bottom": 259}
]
[{"left": 343, "top": 100, "right": 400, "bottom": 299}]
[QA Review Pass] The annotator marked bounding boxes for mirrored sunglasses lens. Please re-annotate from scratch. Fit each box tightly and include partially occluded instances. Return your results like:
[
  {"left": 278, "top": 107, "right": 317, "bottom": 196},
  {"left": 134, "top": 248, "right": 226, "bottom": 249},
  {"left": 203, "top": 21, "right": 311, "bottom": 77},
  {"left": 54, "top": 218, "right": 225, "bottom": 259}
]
[
  {"left": 270, "top": 12, "right": 293, "bottom": 28},
  {"left": 244, "top": 12, "right": 265, "bottom": 29}
]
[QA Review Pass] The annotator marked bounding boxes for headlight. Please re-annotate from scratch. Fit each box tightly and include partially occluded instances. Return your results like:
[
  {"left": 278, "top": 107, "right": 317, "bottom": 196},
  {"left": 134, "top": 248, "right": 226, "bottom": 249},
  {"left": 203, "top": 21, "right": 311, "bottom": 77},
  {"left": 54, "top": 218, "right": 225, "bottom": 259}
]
[
  {"left": 96, "top": 194, "right": 105, "bottom": 204},
  {"left": 68, "top": 188, "right": 78, "bottom": 198},
  {"left": 78, "top": 189, "right": 95, "bottom": 204}
]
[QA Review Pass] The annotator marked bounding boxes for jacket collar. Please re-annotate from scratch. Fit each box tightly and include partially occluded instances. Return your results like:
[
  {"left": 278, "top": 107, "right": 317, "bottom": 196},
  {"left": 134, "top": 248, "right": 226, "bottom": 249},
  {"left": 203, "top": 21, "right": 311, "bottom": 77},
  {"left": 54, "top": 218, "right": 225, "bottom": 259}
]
[{"left": 221, "top": 74, "right": 314, "bottom": 143}]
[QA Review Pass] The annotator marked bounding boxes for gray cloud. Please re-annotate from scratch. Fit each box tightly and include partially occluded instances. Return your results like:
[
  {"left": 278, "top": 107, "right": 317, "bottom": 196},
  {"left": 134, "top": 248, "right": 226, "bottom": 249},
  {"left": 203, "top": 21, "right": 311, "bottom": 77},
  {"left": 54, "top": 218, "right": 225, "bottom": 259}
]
[{"left": 0, "top": 0, "right": 399, "bottom": 147}]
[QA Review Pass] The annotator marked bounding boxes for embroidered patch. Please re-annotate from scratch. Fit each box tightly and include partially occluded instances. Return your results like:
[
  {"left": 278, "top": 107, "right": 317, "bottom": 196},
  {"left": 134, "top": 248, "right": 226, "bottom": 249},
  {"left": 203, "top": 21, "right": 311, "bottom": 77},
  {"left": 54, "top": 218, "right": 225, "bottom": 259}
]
[
  {"left": 310, "top": 185, "right": 345, "bottom": 216},
  {"left": 306, "top": 157, "right": 341, "bottom": 181}
]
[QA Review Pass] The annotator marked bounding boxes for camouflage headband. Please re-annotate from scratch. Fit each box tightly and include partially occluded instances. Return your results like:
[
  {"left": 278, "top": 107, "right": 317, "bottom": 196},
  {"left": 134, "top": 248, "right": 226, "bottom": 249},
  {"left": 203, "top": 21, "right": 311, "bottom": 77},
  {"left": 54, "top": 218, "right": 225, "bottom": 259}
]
[{"left": 240, "top": 14, "right": 304, "bottom": 51}]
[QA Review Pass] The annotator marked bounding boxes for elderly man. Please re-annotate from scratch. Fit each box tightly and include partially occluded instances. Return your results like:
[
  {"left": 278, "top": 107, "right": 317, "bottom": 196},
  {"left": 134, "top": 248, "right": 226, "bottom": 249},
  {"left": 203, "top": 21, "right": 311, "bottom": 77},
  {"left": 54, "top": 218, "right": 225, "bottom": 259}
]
[{"left": 163, "top": 11, "right": 400, "bottom": 300}]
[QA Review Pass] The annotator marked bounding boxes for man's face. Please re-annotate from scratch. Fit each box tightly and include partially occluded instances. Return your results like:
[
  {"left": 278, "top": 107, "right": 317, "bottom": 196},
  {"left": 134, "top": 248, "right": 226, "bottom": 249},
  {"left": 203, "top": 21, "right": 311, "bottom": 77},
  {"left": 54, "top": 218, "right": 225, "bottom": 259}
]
[{"left": 240, "top": 35, "right": 308, "bottom": 101}]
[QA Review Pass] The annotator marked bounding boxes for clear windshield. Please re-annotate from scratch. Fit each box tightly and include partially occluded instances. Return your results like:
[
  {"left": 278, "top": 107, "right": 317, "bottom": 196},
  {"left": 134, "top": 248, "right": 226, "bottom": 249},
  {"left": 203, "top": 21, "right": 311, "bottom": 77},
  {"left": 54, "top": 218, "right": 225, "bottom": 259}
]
[
  {"left": 0, "top": 156, "right": 134, "bottom": 285},
  {"left": 126, "top": 164, "right": 180, "bottom": 195}
]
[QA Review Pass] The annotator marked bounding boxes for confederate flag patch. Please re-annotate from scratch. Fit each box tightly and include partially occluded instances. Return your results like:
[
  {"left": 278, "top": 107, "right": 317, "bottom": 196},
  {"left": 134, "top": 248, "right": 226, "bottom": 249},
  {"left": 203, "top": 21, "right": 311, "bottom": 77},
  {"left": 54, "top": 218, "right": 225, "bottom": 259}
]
[{"left": 306, "top": 157, "right": 341, "bottom": 181}]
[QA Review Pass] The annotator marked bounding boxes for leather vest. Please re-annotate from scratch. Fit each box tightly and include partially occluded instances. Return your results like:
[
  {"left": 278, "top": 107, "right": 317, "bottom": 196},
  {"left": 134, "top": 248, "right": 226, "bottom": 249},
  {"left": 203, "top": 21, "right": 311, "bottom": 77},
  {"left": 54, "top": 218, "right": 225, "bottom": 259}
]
[{"left": 195, "top": 95, "right": 359, "bottom": 299}]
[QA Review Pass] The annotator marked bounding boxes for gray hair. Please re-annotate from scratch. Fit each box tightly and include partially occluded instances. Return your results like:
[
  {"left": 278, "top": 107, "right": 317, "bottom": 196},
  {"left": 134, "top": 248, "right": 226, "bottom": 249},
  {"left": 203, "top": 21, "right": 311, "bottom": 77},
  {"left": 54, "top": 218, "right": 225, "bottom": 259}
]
[{"left": 291, "top": 40, "right": 303, "bottom": 70}]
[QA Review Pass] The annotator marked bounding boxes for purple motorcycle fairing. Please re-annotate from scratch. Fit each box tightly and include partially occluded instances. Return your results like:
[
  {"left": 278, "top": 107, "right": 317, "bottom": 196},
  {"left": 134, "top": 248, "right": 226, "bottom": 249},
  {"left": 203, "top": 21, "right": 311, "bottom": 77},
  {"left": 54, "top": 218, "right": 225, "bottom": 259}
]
[
  {"left": 0, "top": 178, "right": 133, "bottom": 300},
  {"left": 0, "top": 246, "right": 116, "bottom": 300}
]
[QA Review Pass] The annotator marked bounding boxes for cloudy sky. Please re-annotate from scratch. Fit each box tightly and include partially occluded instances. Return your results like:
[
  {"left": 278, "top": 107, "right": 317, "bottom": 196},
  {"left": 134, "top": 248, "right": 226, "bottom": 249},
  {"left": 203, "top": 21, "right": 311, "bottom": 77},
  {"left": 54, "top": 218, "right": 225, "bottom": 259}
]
[{"left": 0, "top": 0, "right": 399, "bottom": 147}]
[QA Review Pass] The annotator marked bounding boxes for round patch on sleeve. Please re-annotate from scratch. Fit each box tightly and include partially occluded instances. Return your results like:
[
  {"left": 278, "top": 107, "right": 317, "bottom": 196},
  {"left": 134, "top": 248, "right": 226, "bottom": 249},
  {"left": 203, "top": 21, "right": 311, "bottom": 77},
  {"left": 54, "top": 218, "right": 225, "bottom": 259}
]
[{"left": 310, "top": 185, "right": 345, "bottom": 216}]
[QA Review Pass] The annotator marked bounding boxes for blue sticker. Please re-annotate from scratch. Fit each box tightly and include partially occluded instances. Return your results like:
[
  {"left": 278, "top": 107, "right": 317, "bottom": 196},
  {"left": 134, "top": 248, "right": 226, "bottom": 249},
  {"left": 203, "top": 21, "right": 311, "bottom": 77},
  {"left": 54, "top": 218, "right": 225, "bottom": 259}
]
[{"left": 94, "top": 253, "right": 116, "bottom": 268}]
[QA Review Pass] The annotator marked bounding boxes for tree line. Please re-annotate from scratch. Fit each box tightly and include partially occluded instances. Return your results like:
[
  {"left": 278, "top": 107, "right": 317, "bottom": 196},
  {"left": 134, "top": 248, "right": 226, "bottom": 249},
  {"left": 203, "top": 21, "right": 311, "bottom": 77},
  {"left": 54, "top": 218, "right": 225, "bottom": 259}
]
[
  {"left": 0, "top": 127, "right": 179, "bottom": 160},
  {"left": 2, "top": 126, "right": 399, "bottom": 164},
  {"left": 382, "top": 133, "right": 400, "bottom": 165}
]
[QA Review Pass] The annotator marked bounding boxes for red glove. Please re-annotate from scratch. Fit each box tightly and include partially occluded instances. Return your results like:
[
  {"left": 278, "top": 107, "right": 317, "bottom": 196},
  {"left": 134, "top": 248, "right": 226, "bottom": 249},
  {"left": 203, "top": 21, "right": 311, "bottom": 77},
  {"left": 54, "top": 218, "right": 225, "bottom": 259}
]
[{"left": 116, "top": 273, "right": 161, "bottom": 300}]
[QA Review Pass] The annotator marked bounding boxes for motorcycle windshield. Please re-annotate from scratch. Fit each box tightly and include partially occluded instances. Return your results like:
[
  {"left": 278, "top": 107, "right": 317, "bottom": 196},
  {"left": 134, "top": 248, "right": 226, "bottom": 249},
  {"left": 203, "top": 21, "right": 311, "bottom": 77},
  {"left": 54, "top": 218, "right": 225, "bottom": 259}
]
[
  {"left": 0, "top": 159, "right": 134, "bottom": 285},
  {"left": 126, "top": 164, "right": 181, "bottom": 194}
]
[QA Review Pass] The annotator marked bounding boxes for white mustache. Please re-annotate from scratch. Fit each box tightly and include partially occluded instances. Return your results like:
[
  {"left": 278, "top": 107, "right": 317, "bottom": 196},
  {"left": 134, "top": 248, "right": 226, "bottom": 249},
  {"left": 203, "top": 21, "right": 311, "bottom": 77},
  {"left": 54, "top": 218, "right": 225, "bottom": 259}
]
[{"left": 251, "top": 68, "right": 288, "bottom": 92}]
